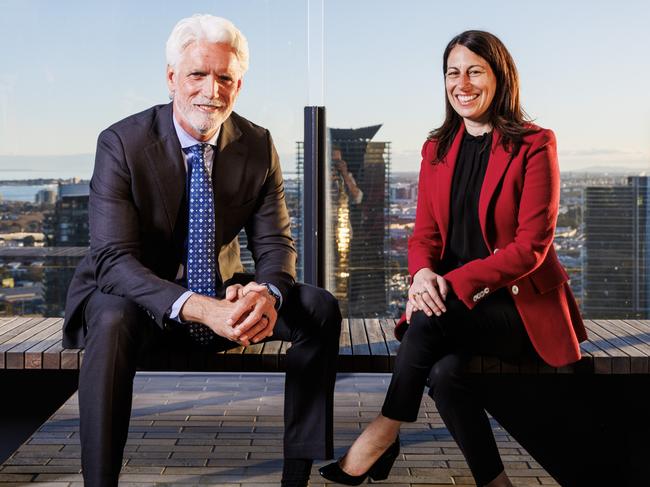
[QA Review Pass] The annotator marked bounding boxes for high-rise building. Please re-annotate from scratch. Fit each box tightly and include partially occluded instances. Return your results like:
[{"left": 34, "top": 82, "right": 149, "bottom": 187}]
[
  {"left": 323, "top": 125, "right": 391, "bottom": 318},
  {"left": 583, "top": 176, "right": 649, "bottom": 318},
  {"left": 44, "top": 182, "right": 90, "bottom": 316},
  {"left": 47, "top": 183, "right": 90, "bottom": 246}
]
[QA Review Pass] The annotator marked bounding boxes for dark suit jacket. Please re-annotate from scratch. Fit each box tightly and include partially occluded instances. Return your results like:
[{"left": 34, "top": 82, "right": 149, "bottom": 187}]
[{"left": 63, "top": 103, "right": 296, "bottom": 348}]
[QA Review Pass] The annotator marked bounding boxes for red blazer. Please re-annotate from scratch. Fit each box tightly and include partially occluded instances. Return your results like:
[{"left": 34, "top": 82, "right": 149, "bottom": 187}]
[{"left": 400, "top": 123, "right": 587, "bottom": 367}]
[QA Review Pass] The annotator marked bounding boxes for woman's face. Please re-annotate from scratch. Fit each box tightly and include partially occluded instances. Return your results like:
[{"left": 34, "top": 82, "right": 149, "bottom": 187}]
[{"left": 445, "top": 44, "right": 497, "bottom": 128}]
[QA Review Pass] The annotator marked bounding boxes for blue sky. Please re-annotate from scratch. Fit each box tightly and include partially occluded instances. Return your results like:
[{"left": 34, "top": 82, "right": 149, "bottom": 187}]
[{"left": 0, "top": 0, "right": 648, "bottom": 178}]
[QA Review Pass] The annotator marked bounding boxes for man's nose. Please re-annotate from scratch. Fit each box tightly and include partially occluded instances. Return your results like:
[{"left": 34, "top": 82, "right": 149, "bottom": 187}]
[{"left": 201, "top": 76, "right": 219, "bottom": 99}]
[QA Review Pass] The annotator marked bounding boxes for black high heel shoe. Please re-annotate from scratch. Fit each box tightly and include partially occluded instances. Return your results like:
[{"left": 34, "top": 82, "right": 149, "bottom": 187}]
[{"left": 318, "top": 437, "right": 400, "bottom": 485}]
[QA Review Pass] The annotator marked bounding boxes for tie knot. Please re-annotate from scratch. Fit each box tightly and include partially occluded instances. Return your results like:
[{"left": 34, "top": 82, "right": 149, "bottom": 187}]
[{"left": 184, "top": 143, "right": 210, "bottom": 166}]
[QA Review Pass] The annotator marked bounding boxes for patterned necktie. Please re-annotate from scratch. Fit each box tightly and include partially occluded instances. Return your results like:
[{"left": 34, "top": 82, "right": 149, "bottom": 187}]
[{"left": 185, "top": 143, "right": 217, "bottom": 344}]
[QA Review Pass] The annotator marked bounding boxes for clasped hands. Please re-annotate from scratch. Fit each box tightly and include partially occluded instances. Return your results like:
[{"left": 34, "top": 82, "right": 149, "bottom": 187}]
[
  {"left": 406, "top": 268, "right": 449, "bottom": 323},
  {"left": 180, "top": 282, "right": 278, "bottom": 346}
]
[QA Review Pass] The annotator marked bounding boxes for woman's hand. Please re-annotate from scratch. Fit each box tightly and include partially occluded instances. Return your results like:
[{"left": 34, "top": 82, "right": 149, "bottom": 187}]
[{"left": 407, "top": 268, "right": 449, "bottom": 322}]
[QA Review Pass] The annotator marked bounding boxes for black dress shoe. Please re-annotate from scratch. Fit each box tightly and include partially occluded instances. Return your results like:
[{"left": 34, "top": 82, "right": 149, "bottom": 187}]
[{"left": 318, "top": 437, "right": 400, "bottom": 485}]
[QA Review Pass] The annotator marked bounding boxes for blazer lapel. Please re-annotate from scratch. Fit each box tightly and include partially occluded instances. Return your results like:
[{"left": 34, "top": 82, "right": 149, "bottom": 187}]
[
  {"left": 212, "top": 115, "right": 249, "bottom": 247},
  {"left": 478, "top": 129, "right": 511, "bottom": 248},
  {"left": 435, "top": 126, "right": 465, "bottom": 245},
  {"left": 144, "top": 103, "right": 186, "bottom": 232}
]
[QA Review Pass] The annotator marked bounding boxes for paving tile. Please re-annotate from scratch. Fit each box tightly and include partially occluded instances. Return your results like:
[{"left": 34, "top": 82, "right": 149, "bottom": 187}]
[{"left": 0, "top": 372, "right": 559, "bottom": 485}]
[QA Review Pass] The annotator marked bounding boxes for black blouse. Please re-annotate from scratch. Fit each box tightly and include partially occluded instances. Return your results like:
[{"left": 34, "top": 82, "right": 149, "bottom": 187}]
[{"left": 440, "top": 130, "right": 492, "bottom": 273}]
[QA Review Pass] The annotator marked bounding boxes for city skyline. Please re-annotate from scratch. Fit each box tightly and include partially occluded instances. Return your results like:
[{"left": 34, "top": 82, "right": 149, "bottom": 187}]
[{"left": 0, "top": 0, "right": 649, "bottom": 179}]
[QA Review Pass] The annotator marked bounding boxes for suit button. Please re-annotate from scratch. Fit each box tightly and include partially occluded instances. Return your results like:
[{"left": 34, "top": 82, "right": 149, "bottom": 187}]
[
  {"left": 493, "top": 248, "right": 499, "bottom": 254},
  {"left": 511, "top": 285, "right": 519, "bottom": 295}
]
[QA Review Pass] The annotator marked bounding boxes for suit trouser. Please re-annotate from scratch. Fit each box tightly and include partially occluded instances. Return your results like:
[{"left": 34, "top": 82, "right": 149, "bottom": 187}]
[
  {"left": 381, "top": 290, "right": 535, "bottom": 487},
  {"left": 78, "top": 283, "right": 341, "bottom": 487}
]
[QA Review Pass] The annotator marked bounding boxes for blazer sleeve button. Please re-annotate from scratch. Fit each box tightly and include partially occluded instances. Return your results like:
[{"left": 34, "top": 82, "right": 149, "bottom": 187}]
[{"left": 511, "top": 285, "right": 519, "bottom": 295}]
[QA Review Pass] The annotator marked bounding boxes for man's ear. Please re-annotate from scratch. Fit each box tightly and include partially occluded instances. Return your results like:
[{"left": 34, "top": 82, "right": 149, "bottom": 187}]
[{"left": 166, "top": 65, "right": 176, "bottom": 97}]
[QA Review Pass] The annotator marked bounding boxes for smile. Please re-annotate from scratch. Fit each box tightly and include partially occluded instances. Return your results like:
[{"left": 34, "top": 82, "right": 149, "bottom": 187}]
[
  {"left": 194, "top": 104, "right": 223, "bottom": 112},
  {"left": 456, "top": 94, "right": 479, "bottom": 105}
]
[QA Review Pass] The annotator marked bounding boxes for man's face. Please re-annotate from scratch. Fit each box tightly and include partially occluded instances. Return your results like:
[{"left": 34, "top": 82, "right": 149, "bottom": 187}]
[{"left": 167, "top": 40, "right": 243, "bottom": 141}]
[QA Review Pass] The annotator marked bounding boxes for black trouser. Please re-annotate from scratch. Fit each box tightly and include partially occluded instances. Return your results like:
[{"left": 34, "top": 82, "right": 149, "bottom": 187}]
[
  {"left": 78, "top": 283, "right": 341, "bottom": 487},
  {"left": 381, "top": 289, "right": 535, "bottom": 486}
]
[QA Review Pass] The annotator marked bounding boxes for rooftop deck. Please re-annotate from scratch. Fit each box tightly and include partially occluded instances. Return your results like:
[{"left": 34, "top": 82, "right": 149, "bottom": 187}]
[{"left": 0, "top": 372, "right": 559, "bottom": 486}]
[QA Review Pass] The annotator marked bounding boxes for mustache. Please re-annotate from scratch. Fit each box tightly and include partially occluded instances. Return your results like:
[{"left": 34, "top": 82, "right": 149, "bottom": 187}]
[{"left": 193, "top": 99, "right": 224, "bottom": 108}]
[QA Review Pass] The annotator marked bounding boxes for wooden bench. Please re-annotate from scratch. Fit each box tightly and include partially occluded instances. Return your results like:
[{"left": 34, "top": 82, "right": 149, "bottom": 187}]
[
  {"left": 1, "top": 316, "right": 649, "bottom": 373},
  {"left": 2, "top": 316, "right": 650, "bottom": 484}
]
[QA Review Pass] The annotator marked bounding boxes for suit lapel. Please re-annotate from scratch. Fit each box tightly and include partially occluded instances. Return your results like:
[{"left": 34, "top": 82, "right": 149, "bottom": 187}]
[
  {"left": 144, "top": 103, "right": 186, "bottom": 232},
  {"left": 212, "top": 115, "right": 249, "bottom": 247},
  {"left": 478, "top": 129, "right": 511, "bottom": 247},
  {"left": 435, "top": 126, "right": 465, "bottom": 244}
]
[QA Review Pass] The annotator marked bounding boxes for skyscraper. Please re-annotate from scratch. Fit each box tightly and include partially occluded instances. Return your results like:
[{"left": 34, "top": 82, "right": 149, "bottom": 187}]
[
  {"left": 583, "top": 176, "right": 649, "bottom": 318},
  {"left": 326, "top": 125, "right": 391, "bottom": 318},
  {"left": 44, "top": 182, "right": 90, "bottom": 316}
]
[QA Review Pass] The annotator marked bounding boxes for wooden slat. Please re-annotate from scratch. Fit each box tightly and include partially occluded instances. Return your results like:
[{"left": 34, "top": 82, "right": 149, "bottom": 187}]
[
  {"left": 0, "top": 317, "right": 40, "bottom": 347},
  {"left": 0, "top": 316, "right": 29, "bottom": 336},
  {"left": 379, "top": 319, "right": 399, "bottom": 370},
  {"left": 6, "top": 318, "right": 62, "bottom": 369},
  {"left": 378, "top": 319, "right": 399, "bottom": 356},
  {"left": 60, "top": 348, "right": 81, "bottom": 370},
  {"left": 349, "top": 318, "right": 371, "bottom": 371},
  {"left": 586, "top": 321, "right": 631, "bottom": 374},
  {"left": 339, "top": 319, "right": 352, "bottom": 356},
  {"left": 0, "top": 318, "right": 51, "bottom": 368},
  {"left": 349, "top": 319, "right": 369, "bottom": 355},
  {"left": 364, "top": 318, "right": 390, "bottom": 371},
  {"left": 593, "top": 320, "right": 648, "bottom": 374},
  {"left": 261, "top": 340, "right": 282, "bottom": 371},
  {"left": 603, "top": 320, "right": 650, "bottom": 374},
  {"left": 581, "top": 321, "right": 612, "bottom": 374},
  {"left": 625, "top": 320, "right": 650, "bottom": 335},
  {"left": 26, "top": 326, "right": 64, "bottom": 369}
]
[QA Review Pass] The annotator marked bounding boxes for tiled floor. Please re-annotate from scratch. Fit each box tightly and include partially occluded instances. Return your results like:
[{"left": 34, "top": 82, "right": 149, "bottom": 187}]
[{"left": 0, "top": 373, "right": 557, "bottom": 486}]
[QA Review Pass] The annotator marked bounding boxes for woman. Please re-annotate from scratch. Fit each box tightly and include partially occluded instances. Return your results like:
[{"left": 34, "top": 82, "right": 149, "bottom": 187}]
[{"left": 319, "top": 30, "right": 587, "bottom": 487}]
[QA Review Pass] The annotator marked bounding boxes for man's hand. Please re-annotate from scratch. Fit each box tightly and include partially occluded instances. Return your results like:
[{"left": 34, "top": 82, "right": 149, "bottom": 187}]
[
  {"left": 179, "top": 294, "right": 245, "bottom": 343},
  {"left": 228, "top": 282, "right": 277, "bottom": 344},
  {"left": 224, "top": 282, "right": 279, "bottom": 344}
]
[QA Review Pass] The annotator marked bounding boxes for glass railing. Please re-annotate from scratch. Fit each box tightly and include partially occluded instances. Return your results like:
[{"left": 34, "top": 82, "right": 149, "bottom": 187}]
[{"left": 1, "top": 0, "right": 649, "bottom": 320}]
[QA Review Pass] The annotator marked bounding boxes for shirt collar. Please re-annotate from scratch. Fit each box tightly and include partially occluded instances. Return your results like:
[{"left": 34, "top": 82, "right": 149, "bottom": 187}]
[{"left": 172, "top": 112, "right": 221, "bottom": 149}]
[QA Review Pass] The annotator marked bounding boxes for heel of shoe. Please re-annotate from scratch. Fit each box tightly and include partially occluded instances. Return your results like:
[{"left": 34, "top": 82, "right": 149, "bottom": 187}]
[{"left": 367, "top": 438, "right": 400, "bottom": 481}]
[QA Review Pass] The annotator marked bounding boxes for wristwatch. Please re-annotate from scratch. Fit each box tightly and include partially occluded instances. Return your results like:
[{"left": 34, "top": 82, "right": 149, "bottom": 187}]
[{"left": 263, "top": 283, "right": 282, "bottom": 310}]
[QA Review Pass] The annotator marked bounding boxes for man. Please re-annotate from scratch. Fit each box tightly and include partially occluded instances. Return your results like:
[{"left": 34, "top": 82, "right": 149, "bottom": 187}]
[{"left": 63, "top": 14, "right": 341, "bottom": 487}]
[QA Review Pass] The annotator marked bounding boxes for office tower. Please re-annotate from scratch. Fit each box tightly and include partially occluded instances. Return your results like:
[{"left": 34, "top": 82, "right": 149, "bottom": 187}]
[
  {"left": 583, "top": 176, "right": 649, "bottom": 318},
  {"left": 326, "top": 125, "right": 391, "bottom": 318},
  {"left": 44, "top": 182, "right": 90, "bottom": 316},
  {"left": 47, "top": 183, "right": 90, "bottom": 246}
]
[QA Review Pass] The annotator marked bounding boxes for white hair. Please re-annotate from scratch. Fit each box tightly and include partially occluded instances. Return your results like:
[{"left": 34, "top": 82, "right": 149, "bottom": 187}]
[{"left": 166, "top": 14, "right": 249, "bottom": 74}]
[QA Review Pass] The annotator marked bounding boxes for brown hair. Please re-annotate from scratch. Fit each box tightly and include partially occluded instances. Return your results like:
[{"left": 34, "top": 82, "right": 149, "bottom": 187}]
[{"left": 428, "top": 30, "right": 534, "bottom": 163}]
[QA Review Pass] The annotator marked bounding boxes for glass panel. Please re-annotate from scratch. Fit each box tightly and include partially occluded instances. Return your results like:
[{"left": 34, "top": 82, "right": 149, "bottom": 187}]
[
  {"left": 323, "top": 0, "right": 650, "bottom": 319},
  {"left": 0, "top": 1, "right": 309, "bottom": 316}
]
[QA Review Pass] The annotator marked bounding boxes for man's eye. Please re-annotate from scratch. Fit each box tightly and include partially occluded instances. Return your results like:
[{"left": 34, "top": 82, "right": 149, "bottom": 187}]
[
  {"left": 189, "top": 72, "right": 205, "bottom": 78},
  {"left": 219, "top": 75, "right": 233, "bottom": 83}
]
